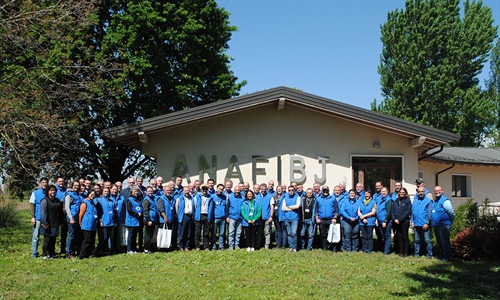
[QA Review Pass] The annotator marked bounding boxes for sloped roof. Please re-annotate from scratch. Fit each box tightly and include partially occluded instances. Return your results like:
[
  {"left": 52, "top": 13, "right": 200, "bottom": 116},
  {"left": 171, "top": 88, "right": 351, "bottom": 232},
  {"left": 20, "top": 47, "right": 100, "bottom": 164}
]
[
  {"left": 424, "top": 147, "right": 500, "bottom": 166},
  {"left": 101, "top": 86, "right": 460, "bottom": 149}
]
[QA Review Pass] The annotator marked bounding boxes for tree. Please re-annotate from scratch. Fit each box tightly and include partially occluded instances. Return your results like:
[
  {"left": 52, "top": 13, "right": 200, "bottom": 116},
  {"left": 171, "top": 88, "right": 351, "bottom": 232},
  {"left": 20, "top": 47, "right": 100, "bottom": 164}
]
[
  {"left": 0, "top": 0, "right": 245, "bottom": 197},
  {"left": 486, "top": 38, "right": 500, "bottom": 147},
  {"left": 372, "top": 0, "right": 498, "bottom": 147}
]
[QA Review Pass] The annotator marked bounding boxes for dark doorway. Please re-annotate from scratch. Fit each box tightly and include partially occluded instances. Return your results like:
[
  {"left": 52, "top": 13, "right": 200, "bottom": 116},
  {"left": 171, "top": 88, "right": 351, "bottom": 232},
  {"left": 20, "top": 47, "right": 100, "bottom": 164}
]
[{"left": 352, "top": 156, "right": 403, "bottom": 192}]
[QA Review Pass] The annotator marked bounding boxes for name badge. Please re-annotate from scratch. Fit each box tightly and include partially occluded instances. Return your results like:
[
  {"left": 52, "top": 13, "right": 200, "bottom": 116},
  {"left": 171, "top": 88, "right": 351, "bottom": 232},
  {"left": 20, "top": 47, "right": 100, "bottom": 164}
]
[
  {"left": 94, "top": 214, "right": 98, "bottom": 219},
  {"left": 249, "top": 212, "right": 253, "bottom": 217},
  {"left": 432, "top": 210, "right": 435, "bottom": 213},
  {"left": 305, "top": 209, "right": 310, "bottom": 213},
  {"left": 109, "top": 211, "right": 113, "bottom": 215},
  {"left": 136, "top": 207, "right": 141, "bottom": 212}
]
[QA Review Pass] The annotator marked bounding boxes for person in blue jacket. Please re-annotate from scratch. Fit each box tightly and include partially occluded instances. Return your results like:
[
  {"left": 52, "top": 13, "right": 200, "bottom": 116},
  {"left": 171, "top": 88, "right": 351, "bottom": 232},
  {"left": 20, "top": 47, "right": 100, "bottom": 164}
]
[
  {"left": 376, "top": 187, "right": 393, "bottom": 255},
  {"left": 256, "top": 183, "right": 274, "bottom": 250},
  {"left": 282, "top": 185, "right": 301, "bottom": 252},
  {"left": 340, "top": 189, "right": 360, "bottom": 252},
  {"left": 64, "top": 180, "right": 82, "bottom": 259},
  {"left": 301, "top": 188, "right": 316, "bottom": 251},
  {"left": 211, "top": 184, "right": 227, "bottom": 250},
  {"left": 226, "top": 185, "right": 244, "bottom": 250},
  {"left": 273, "top": 186, "right": 287, "bottom": 249},
  {"left": 432, "top": 186, "right": 455, "bottom": 261},
  {"left": 241, "top": 190, "right": 261, "bottom": 252},
  {"left": 30, "top": 177, "right": 48, "bottom": 258},
  {"left": 392, "top": 187, "right": 412, "bottom": 257},
  {"left": 96, "top": 187, "right": 116, "bottom": 256},
  {"left": 157, "top": 185, "right": 176, "bottom": 250},
  {"left": 358, "top": 189, "right": 377, "bottom": 253},
  {"left": 411, "top": 186, "right": 432, "bottom": 258},
  {"left": 315, "top": 186, "right": 339, "bottom": 251},
  {"left": 125, "top": 187, "right": 143, "bottom": 254},
  {"left": 142, "top": 186, "right": 158, "bottom": 254},
  {"left": 175, "top": 186, "right": 195, "bottom": 251},
  {"left": 110, "top": 185, "right": 125, "bottom": 253},
  {"left": 79, "top": 191, "right": 98, "bottom": 259},
  {"left": 194, "top": 184, "right": 214, "bottom": 251}
]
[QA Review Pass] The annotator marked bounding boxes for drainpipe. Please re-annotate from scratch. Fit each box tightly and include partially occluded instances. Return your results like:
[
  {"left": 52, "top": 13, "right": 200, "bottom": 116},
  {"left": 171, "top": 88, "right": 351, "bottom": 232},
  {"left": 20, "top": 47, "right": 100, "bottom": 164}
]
[
  {"left": 418, "top": 145, "right": 444, "bottom": 161},
  {"left": 435, "top": 163, "right": 455, "bottom": 186}
]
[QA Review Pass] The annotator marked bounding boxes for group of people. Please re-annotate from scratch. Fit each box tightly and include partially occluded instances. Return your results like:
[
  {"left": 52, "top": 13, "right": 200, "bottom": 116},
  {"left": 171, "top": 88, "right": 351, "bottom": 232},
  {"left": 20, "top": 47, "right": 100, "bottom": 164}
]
[{"left": 30, "top": 175, "right": 455, "bottom": 260}]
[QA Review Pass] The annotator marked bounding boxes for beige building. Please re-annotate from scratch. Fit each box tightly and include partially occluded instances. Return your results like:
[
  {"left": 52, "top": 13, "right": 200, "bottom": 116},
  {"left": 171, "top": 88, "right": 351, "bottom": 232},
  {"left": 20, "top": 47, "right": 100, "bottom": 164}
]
[
  {"left": 103, "top": 87, "right": 465, "bottom": 201},
  {"left": 420, "top": 147, "right": 500, "bottom": 207}
]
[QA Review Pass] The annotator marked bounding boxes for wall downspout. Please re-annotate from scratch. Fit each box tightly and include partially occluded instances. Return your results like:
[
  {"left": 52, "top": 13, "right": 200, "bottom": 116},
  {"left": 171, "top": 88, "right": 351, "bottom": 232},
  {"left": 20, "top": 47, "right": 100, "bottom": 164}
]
[
  {"left": 435, "top": 163, "right": 455, "bottom": 186},
  {"left": 418, "top": 145, "right": 444, "bottom": 161}
]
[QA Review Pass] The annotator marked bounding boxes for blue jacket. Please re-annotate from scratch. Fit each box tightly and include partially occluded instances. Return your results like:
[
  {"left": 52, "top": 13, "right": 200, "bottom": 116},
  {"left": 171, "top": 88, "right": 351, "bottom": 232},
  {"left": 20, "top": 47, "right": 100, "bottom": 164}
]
[
  {"left": 157, "top": 194, "right": 174, "bottom": 224},
  {"left": 283, "top": 193, "right": 300, "bottom": 221},
  {"left": 412, "top": 195, "right": 432, "bottom": 226},
  {"left": 392, "top": 197, "right": 412, "bottom": 223},
  {"left": 177, "top": 194, "right": 195, "bottom": 223},
  {"left": 212, "top": 193, "right": 227, "bottom": 219},
  {"left": 376, "top": 196, "right": 392, "bottom": 223},
  {"left": 194, "top": 193, "right": 214, "bottom": 221},
  {"left": 341, "top": 198, "right": 360, "bottom": 221},
  {"left": 257, "top": 191, "right": 273, "bottom": 220},
  {"left": 125, "top": 197, "right": 143, "bottom": 227},
  {"left": 143, "top": 195, "right": 158, "bottom": 223},
  {"left": 97, "top": 196, "right": 116, "bottom": 227},
  {"left": 227, "top": 193, "right": 243, "bottom": 220},
  {"left": 111, "top": 194, "right": 125, "bottom": 224},
  {"left": 56, "top": 186, "right": 66, "bottom": 203},
  {"left": 277, "top": 194, "right": 286, "bottom": 221},
  {"left": 359, "top": 198, "right": 376, "bottom": 226},
  {"left": 432, "top": 194, "right": 454, "bottom": 226},
  {"left": 66, "top": 190, "right": 82, "bottom": 221},
  {"left": 33, "top": 188, "right": 45, "bottom": 220},
  {"left": 315, "top": 194, "right": 338, "bottom": 220},
  {"left": 81, "top": 199, "right": 97, "bottom": 231}
]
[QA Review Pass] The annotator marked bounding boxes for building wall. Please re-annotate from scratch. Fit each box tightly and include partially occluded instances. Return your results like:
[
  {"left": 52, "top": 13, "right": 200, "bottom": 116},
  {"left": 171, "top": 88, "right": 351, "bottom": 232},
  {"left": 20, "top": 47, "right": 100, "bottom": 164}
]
[
  {"left": 143, "top": 103, "right": 420, "bottom": 191},
  {"left": 419, "top": 160, "right": 500, "bottom": 208}
]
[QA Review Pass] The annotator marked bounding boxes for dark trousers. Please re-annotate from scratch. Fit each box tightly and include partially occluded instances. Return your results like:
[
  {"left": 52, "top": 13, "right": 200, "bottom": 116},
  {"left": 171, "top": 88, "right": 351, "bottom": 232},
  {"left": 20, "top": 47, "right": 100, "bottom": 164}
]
[
  {"left": 360, "top": 225, "right": 374, "bottom": 253},
  {"left": 126, "top": 226, "right": 139, "bottom": 252},
  {"left": 138, "top": 222, "right": 144, "bottom": 250},
  {"left": 80, "top": 230, "right": 96, "bottom": 259},
  {"left": 144, "top": 222, "right": 157, "bottom": 251},
  {"left": 97, "top": 226, "right": 113, "bottom": 255},
  {"left": 194, "top": 214, "right": 211, "bottom": 249},
  {"left": 319, "top": 219, "right": 333, "bottom": 250},
  {"left": 178, "top": 214, "right": 193, "bottom": 250},
  {"left": 393, "top": 220, "right": 410, "bottom": 256},
  {"left": 59, "top": 220, "right": 67, "bottom": 253},
  {"left": 244, "top": 224, "right": 257, "bottom": 248},
  {"left": 256, "top": 219, "right": 264, "bottom": 249},
  {"left": 42, "top": 233, "right": 57, "bottom": 257}
]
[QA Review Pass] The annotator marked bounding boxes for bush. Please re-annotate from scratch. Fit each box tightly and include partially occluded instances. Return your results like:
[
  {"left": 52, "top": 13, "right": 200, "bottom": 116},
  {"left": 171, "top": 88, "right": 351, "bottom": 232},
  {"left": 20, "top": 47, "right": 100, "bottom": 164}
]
[
  {"left": 0, "top": 192, "right": 20, "bottom": 228},
  {"left": 451, "top": 198, "right": 500, "bottom": 260},
  {"left": 452, "top": 228, "right": 500, "bottom": 260}
]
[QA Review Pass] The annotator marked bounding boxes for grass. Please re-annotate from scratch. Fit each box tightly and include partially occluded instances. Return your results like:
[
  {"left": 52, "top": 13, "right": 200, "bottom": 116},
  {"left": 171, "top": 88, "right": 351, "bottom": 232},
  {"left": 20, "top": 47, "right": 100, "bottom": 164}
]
[{"left": 1, "top": 209, "right": 499, "bottom": 299}]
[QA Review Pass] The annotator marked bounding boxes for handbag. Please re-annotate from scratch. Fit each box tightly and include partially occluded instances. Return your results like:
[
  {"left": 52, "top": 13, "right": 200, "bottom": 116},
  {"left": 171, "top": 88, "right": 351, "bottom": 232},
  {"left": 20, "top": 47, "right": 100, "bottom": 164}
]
[
  {"left": 327, "top": 223, "right": 341, "bottom": 243},
  {"left": 121, "top": 226, "right": 128, "bottom": 246},
  {"left": 157, "top": 223, "right": 172, "bottom": 249}
]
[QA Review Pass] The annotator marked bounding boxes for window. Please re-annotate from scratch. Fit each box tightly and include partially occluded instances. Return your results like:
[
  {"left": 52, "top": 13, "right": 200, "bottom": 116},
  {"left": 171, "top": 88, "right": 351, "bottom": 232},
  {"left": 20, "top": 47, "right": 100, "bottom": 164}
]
[
  {"left": 418, "top": 171, "right": 424, "bottom": 180},
  {"left": 452, "top": 175, "right": 472, "bottom": 198}
]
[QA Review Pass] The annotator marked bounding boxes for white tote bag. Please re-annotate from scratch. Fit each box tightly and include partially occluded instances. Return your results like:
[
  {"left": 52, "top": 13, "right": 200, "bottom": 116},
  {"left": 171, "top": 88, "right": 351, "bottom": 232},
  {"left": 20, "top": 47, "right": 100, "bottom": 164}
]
[
  {"left": 327, "top": 223, "right": 341, "bottom": 243},
  {"left": 121, "top": 226, "right": 128, "bottom": 246},
  {"left": 157, "top": 223, "right": 172, "bottom": 249}
]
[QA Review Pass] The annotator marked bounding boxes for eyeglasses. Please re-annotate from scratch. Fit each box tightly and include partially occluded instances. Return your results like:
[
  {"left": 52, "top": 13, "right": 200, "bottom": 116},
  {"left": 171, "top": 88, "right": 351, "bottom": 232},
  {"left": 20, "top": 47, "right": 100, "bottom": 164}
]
[{"left": 288, "top": 189, "right": 294, "bottom": 192}]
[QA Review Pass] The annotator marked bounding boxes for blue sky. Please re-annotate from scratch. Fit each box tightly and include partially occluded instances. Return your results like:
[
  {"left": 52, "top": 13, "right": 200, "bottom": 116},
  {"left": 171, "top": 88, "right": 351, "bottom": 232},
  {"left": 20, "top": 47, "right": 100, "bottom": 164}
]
[{"left": 217, "top": 0, "right": 500, "bottom": 109}]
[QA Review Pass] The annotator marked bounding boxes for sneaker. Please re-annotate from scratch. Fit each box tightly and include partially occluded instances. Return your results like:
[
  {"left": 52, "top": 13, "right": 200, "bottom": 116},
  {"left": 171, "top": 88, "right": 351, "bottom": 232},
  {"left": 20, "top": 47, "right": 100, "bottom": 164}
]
[
  {"left": 42, "top": 256, "right": 50, "bottom": 260},
  {"left": 196, "top": 248, "right": 201, "bottom": 251},
  {"left": 247, "top": 247, "right": 251, "bottom": 252},
  {"left": 288, "top": 248, "right": 293, "bottom": 252},
  {"left": 293, "top": 249, "right": 297, "bottom": 252},
  {"left": 264, "top": 245, "right": 269, "bottom": 250},
  {"left": 127, "top": 251, "right": 136, "bottom": 255},
  {"left": 251, "top": 248, "right": 255, "bottom": 252}
]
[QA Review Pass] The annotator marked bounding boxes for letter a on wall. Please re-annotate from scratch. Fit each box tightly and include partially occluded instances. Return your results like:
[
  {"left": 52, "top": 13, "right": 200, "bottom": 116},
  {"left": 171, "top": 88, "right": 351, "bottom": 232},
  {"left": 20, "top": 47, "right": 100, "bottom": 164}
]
[
  {"left": 172, "top": 155, "right": 191, "bottom": 183},
  {"left": 225, "top": 155, "right": 244, "bottom": 183}
]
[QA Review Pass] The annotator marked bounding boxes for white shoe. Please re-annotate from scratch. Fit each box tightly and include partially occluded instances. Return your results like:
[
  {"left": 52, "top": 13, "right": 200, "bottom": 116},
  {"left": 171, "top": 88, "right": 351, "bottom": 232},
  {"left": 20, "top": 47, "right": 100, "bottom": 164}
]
[
  {"left": 251, "top": 247, "right": 255, "bottom": 252},
  {"left": 247, "top": 247, "right": 251, "bottom": 252},
  {"left": 127, "top": 251, "right": 135, "bottom": 255}
]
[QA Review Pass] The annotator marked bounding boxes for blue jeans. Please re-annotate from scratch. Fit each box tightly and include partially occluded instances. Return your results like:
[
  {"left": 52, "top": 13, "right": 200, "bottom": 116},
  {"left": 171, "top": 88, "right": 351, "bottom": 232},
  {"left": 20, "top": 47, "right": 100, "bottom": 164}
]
[
  {"left": 377, "top": 221, "right": 393, "bottom": 254},
  {"left": 360, "top": 225, "right": 374, "bottom": 253},
  {"left": 31, "top": 220, "right": 41, "bottom": 257},
  {"left": 434, "top": 224, "right": 451, "bottom": 260},
  {"left": 212, "top": 218, "right": 226, "bottom": 250},
  {"left": 284, "top": 220, "right": 298, "bottom": 250},
  {"left": 126, "top": 226, "right": 139, "bottom": 252},
  {"left": 228, "top": 218, "right": 242, "bottom": 249},
  {"left": 341, "top": 220, "right": 359, "bottom": 252},
  {"left": 414, "top": 226, "right": 433, "bottom": 257},
  {"left": 66, "top": 216, "right": 82, "bottom": 255},
  {"left": 274, "top": 219, "right": 287, "bottom": 247},
  {"left": 301, "top": 219, "right": 315, "bottom": 250}
]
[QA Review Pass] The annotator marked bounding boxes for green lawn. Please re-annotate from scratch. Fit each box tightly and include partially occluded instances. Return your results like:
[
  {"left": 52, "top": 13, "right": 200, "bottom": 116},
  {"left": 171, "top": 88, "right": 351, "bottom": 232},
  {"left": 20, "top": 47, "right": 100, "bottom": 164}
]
[{"left": 1, "top": 209, "right": 499, "bottom": 299}]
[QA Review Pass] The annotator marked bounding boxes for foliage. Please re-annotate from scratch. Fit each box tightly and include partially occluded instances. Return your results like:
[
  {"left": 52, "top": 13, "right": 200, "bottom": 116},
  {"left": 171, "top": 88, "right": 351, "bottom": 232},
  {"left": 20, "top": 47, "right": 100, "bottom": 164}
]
[
  {"left": 373, "top": 0, "right": 498, "bottom": 146},
  {"left": 0, "top": 192, "right": 19, "bottom": 228},
  {"left": 0, "top": 0, "right": 245, "bottom": 194},
  {"left": 486, "top": 38, "right": 500, "bottom": 147},
  {"left": 452, "top": 228, "right": 500, "bottom": 260},
  {"left": 451, "top": 198, "right": 500, "bottom": 260}
]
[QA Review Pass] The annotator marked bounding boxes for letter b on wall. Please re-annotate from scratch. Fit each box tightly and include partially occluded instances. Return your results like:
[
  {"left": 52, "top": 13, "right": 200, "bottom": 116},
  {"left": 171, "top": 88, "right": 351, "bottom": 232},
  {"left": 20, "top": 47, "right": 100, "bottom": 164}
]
[{"left": 290, "top": 156, "right": 306, "bottom": 184}]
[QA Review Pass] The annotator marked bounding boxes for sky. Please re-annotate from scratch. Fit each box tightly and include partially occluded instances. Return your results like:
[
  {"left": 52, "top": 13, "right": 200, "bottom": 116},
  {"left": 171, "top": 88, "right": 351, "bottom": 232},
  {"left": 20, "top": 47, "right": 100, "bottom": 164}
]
[{"left": 217, "top": 0, "right": 500, "bottom": 109}]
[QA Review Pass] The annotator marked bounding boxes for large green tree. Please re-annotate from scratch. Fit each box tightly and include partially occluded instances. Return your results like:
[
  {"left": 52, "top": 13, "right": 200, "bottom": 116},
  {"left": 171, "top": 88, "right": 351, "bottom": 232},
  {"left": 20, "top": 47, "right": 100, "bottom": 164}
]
[
  {"left": 372, "top": 0, "right": 497, "bottom": 146},
  {"left": 0, "top": 0, "right": 244, "bottom": 196},
  {"left": 486, "top": 38, "right": 500, "bottom": 147}
]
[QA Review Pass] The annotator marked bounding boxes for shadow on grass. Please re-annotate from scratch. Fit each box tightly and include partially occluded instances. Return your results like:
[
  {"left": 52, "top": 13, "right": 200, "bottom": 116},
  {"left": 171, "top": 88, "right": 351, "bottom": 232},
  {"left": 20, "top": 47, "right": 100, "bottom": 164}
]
[{"left": 397, "top": 260, "right": 500, "bottom": 299}]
